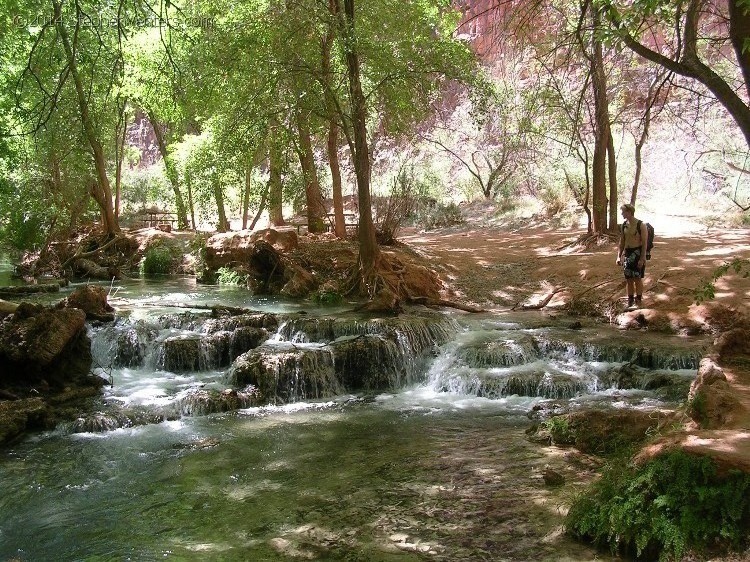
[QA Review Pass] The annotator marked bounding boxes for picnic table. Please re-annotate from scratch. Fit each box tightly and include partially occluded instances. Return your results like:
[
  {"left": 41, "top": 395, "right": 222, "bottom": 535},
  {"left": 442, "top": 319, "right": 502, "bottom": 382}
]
[{"left": 139, "top": 211, "right": 178, "bottom": 231}]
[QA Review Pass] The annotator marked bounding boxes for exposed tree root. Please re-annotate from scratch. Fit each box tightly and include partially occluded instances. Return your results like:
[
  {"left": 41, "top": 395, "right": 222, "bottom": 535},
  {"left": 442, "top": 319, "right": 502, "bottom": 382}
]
[
  {"left": 512, "top": 287, "right": 563, "bottom": 310},
  {"left": 556, "top": 232, "right": 618, "bottom": 252},
  {"left": 571, "top": 277, "right": 620, "bottom": 300}
]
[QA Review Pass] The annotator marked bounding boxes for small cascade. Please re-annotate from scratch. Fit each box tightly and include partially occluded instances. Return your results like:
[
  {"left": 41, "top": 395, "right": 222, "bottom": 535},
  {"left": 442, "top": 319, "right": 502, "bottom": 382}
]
[
  {"left": 532, "top": 331, "right": 706, "bottom": 370},
  {"left": 69, "top": 408, "right": 173, "bottom": 433},
  {"left": 229, "top": 343, "right": 343, "bottom": 404},
  {"left": 177, "top": 387, "right": 260, "bottom": 416},
  {"left": 329, "top": 334, "right": 419, "bottom": 390},
  {"left": 434, "top": 365, "right": 596, "bottom": 400},
  {"left": 455, "top": 335, "right": 539, "bottom": 368},
  {"left": 201, "top": 312, "right": 279, "bottom": 335},
  {"left": 90, "top": 319, "right": 158, "bottom": 368},
  {"left": 277, "top": 316, "right": 336, "bottom": 342}
]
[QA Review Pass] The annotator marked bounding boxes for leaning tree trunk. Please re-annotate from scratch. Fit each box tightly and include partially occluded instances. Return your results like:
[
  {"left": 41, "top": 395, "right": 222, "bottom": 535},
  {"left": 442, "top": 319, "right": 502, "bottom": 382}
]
[
  {"left": 213, "top": 175, "right": 229, "bottom": 233},
  {"left": 268, "top": 118, "right": 285, "bottom": 227},
  {"left": 54, "top": 0, "right": 119, "bottom": 235},
  {"left": 607, "top": 131, "right": 618, "bottom": 231},
  {"left": 322, "top": 7, "right": 346, "bottom": 238},
  {"left": 295, "top": 109, "right": 327, "bottom": 233},
  {"left": 148, "top": 111, "right": 189, "bottom": 229}
]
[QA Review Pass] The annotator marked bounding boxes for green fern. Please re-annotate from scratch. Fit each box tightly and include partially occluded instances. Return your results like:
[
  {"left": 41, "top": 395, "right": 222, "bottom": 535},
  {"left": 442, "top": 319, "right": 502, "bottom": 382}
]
[{"left": 567, "top": 451, "right": 750, "bottom": 561}]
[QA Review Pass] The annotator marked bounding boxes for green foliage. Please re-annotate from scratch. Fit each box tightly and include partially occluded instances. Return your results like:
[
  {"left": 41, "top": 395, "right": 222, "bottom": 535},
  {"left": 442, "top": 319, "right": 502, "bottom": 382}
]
[
  {"left": 542, "top": 416, "right": 574, "bottom": 445},
  {"left": 417, "top": 202, "right": 466, "bottom": 231},
  {"left": 567, "top": 451, "right": 750, "bottom": 561},
  {"left": 216, "top": 266, "right": 248, "bottom": 286},
  {"left": 311, "top": 290, "right": 344, "bottom": 306},
  {"left": 694, "top": 258, "right": 750, "bottom": 304},
  {"left": 140, "top": 246, "right": 174, "bottom": 277}
]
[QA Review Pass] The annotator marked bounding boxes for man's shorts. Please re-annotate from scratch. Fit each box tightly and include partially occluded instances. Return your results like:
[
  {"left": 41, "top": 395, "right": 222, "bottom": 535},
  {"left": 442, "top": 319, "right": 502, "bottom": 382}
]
[{"left": 623, "top": 247, "right": 645, "bottom": 279}]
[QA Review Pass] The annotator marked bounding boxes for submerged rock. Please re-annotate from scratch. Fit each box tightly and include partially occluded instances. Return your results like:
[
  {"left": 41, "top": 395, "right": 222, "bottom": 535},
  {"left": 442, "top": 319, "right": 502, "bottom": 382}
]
[
  {"left": 0, "top": 303, "right": 92, "bottom": 389},
  {"left": 229, "top": 345, "right": 342, "bottom": 404},
  {"left": 178, "top": 387, "right": 261, "bottom": 416}
]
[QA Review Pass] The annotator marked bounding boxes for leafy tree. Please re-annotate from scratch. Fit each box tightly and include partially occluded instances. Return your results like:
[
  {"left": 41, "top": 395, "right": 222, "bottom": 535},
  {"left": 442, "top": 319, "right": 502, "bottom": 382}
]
[{"left": 599, "top": 0, "right": 750, "bottom": 149}]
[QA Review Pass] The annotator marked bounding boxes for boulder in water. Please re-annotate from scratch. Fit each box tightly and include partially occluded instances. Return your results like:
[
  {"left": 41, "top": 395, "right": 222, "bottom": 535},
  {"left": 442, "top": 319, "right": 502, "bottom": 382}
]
[
  {"left": 687, "top": 357, "right": 742, "bottom": 429},
  {"left": 0, "top": 303, "right": 92, "bottom": 388},
  {"left": 0, "top": 398, "right": 48, "bottom": 444},
  {"left": 59, "top": 285, "right": 115, "bottom": 322},
  {"left": 204, "top": 229, "right": 298, "bottom": 270}
]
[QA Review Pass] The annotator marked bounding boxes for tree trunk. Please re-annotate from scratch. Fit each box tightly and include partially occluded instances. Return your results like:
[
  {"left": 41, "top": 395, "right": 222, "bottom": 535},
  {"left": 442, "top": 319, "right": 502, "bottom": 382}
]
[
  {"left": 213, "top": 175, "right": 229, "bottom": 233},
  {"left": 268, "top": 118, "right": 285, "bottom": 227},
  {"left": 115, "top": 100, "right": 128, "bottom": 221},
  {"left": 295, "top": 109, "right": 327, "bottom": 233},
  {"left": 53, "top": 0, "right": 119, "bottom": 235},
  {"left": 728, "top": 1, "right": 750, "bottom": 102},
  {"left": 186, "top": 170, "right": 196, "bottom": 230},
  {"left": 608, "top": 1, "right": 750, "bottom": 148},
  {"left": 147, "top": 111, "right": 189, "bottom": 229},
  {"left": 322, "top": 9, "right": 346, "bottom": 238},
  {"left": 242, "top": 161, "right": 251, "bottom": 230},
  {"left": 250, "top": 183, "right": 269, "bottom": 230},
  {"left": 607, "top": 131, "right": 618, "bottom": 231},
  {"left": 335, "top": 0, "right": 380, "bottom": 288},
  {"left": 590, "top": 3, "right": 610, "bottom": 234}
]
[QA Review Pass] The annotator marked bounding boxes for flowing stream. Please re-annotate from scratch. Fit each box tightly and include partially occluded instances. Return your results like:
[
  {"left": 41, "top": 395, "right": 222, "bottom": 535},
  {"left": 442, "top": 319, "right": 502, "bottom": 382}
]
[{"left": 0, "top": 279, "right": 707, "bottom": 561}]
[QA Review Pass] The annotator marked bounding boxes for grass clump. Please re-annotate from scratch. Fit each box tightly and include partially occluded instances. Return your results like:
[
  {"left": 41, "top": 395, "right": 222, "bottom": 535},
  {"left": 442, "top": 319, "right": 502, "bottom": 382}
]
[
  {"left": 566, "top": 450, "right": 750, "bottom": 561},
  {"left": 140, "top": 246, "right": 174, "bottom": 277}
]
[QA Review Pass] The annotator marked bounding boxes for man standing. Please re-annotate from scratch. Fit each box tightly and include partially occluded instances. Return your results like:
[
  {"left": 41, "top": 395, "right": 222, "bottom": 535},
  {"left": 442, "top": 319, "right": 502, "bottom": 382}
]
[{"left": 616, "top": 203, "right": 648, "bottom": 309}]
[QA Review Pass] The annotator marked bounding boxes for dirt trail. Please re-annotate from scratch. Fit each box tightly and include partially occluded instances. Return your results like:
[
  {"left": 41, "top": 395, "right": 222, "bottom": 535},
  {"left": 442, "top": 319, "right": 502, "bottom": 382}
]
[{"left": 401, "top": 218, "right": 750, "bottom": 472}]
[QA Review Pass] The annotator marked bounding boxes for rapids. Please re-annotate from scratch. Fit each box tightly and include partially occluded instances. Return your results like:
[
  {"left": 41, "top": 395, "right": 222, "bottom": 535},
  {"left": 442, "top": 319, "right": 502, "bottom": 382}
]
[{"left": 0, "top": 278, "right": 707, "bottom": 560}]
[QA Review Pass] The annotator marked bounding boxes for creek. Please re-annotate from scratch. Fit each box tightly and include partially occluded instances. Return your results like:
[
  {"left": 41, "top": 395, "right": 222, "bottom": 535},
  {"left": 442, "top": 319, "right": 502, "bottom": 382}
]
[{"left": 0, "top": 278, "right": 707, "bottom": 561}]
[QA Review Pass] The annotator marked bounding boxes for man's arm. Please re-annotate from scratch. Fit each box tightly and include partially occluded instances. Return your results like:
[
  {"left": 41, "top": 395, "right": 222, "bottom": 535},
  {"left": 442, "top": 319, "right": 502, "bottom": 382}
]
[{"left": 616, "top": 225, "right": 624, "bottom": 264}]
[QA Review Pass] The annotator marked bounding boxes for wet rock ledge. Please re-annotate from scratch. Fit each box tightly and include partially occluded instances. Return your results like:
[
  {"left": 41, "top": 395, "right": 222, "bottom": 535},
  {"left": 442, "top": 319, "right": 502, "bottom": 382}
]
[{"left": 0, "top": 286, "right": 112, "bottom": 444}]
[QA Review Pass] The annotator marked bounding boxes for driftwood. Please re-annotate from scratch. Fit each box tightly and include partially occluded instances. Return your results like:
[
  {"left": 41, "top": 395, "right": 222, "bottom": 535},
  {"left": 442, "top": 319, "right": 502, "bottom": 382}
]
[
  {"left": 571, "top": 277, "right": 620, "bottom": 300},
  {"left": 512, "top": 287, "right": 562, "bottom": 310},
  {"left": 75, "top": 258, "right": 115, "bottom": 280},
  {"left": 60, "top": 235, "right": 124, "bottom": 271},
  {"left": 0, "top": 299, "right": 19, "bottom": 314},
  {"left": 0, "top": 389, "right": 20, "bottom": 400},
  {"left": 409, "top": 296, "right": 485, "bottom": 313},
  {"left": 0, "top": 284, "right": 60, "bottom": 296}
]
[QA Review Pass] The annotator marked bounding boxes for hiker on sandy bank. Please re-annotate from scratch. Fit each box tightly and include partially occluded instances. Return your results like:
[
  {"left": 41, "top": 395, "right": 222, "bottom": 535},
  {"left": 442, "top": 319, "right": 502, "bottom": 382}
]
[{"left": 616, "top": 203, "right": 648, "bottom": 309}]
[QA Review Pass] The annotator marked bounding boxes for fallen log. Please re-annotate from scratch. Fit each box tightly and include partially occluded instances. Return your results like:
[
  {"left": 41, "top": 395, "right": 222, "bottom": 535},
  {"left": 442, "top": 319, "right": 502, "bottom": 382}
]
[
  {"left": 0, "top": 284, "right": 60, "bottom": 296},
  {"left": 408, "top": 296, "right": 485, "bottom": 313},
  {"left": 0, "top": 299, "right": 18, "bottom": 315}
]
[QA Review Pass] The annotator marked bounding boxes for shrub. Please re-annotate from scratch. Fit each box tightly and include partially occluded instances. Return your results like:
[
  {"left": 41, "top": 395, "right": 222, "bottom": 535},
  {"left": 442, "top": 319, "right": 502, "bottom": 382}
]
[
  {"left": 216, "top": 266, "right": 248, "bottom": 286},
  {"left": 140, "top": 246, "right": 173, "bottom": 277},
  {"left": 311, "top": 290, "right": 344, "bottom": 306},
  {"left": 419, "top": 202, "right": 466, "bottom": 230},
  {"left": 567, "top": 451, "right": 750, "bottom": 561}
]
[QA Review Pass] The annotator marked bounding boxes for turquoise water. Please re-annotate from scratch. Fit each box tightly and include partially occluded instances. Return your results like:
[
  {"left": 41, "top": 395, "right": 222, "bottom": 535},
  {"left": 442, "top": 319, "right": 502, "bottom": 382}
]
[{"left": 0, "top": 402, "right": 615, "bottom": 561}]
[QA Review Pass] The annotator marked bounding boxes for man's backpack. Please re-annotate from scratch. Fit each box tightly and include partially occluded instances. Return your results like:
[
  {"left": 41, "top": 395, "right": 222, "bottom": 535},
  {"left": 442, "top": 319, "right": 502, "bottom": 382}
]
[{"left": 621, "top": 220, "right": 655, "bottom": 260}]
